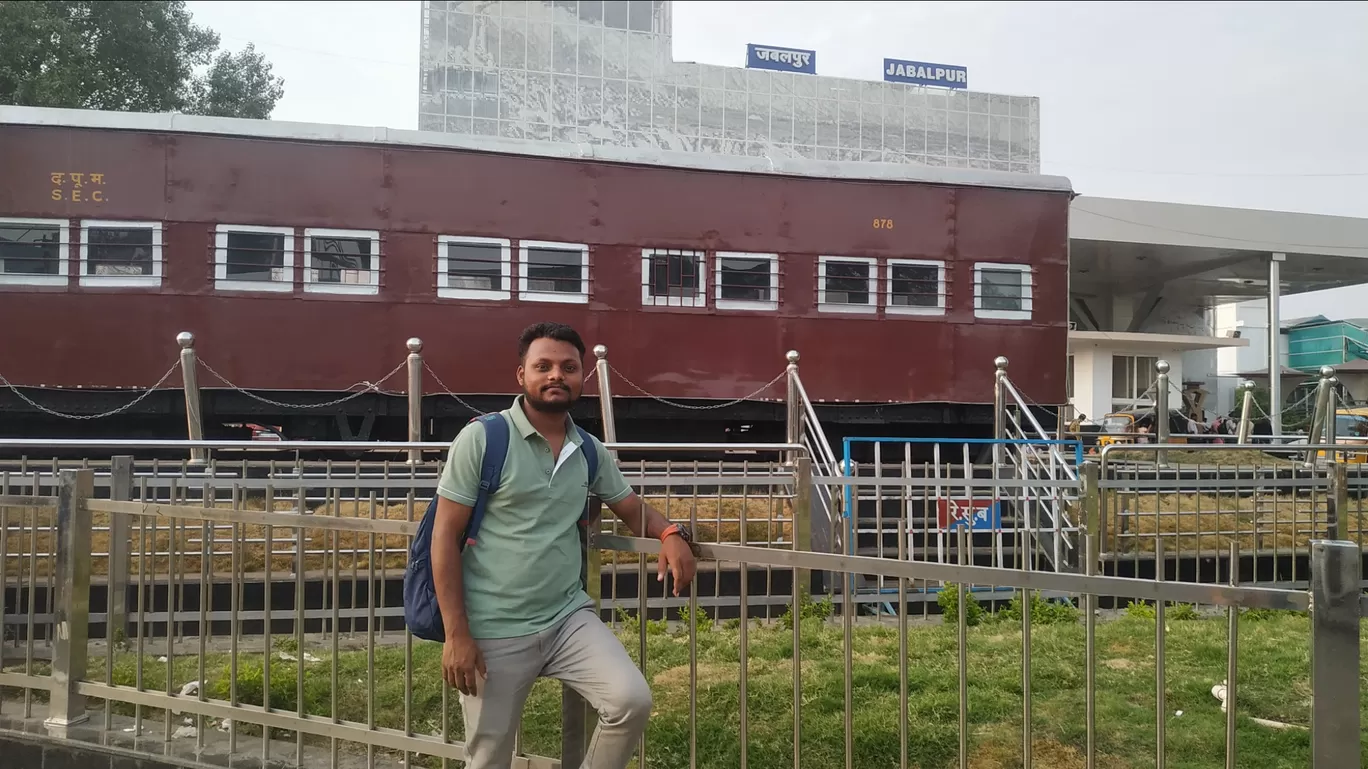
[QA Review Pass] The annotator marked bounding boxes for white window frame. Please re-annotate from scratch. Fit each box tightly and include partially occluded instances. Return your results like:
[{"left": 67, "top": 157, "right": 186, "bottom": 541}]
[
  {"left": 817, "top": 255, "right": 878, "bottom": 314},
  {"left": 78, "top": 219, "right": 163, "bottom": 288},
  {"left": 0, "top": 217, "right": 69, "bottom": 287},
  {"left": 973, "top": 262, "right": 1033, "bottom": 321},
  {"left": 214, "top": 224, "right": 295, "bottom": 293},
  {"left": 303, "top": 228, "right": 381, "bottom": 296},
  {"left": 714, "top": 251, "right": 779, "bottom": 311},
  {"left": 885, "top": 258, "right": 946, "bottom": 316},
  {"left": 437, "top": 235, "right": 512, "bottom": 301},
  {"left": 518, "top": 240, "right": 589, "bottom": 304},
  {"left": 641, "top": 248, "right": 707, "bottom": 308}
]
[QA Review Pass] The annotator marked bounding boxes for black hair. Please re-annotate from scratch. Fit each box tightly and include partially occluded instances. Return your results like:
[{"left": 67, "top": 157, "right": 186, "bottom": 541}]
[{"left": 518, "top": 322, "right": 586, "bottom": 362}]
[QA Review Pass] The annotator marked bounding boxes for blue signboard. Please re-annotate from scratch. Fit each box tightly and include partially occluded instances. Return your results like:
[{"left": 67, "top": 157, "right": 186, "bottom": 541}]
[
  {"left": 746, "top": 44, "right": 817, "bottom": 75},
  {"left": 882, "top": 58, "right": 968, "bottom": 89}
]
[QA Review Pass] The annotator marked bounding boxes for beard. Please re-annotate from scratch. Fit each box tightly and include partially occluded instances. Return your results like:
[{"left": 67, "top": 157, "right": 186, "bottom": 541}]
[{"left": 525, "top": 383, "right": 577, "bottom": 413}]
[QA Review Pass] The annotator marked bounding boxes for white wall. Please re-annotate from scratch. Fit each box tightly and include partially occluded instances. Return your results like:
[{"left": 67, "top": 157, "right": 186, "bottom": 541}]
[
  {"left": 1212, "top": 297, "right": 1291, "bottom": 414},
  {"left": 1068, "top": 344, "right": 1187, "bottom": 422}
]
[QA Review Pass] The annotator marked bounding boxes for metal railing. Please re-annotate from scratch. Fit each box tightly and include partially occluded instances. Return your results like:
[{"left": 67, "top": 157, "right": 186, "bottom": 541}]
[{"left": 2, "top": 451, "right": 1363, "bottom": 769}]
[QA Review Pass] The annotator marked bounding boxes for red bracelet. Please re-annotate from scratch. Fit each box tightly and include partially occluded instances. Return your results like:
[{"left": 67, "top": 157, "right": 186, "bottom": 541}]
[{"left": 659, "top": 523, "right": 681, "bottom": 542}]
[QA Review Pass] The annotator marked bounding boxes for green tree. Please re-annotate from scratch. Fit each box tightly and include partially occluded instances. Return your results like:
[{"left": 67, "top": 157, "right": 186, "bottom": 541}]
[{"left": 0, "top": 0, "right": 284, "bottom": 119}]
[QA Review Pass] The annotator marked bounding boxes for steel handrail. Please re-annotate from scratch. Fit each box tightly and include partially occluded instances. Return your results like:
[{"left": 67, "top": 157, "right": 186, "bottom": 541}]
[{"left": 0, "top": 438, "right": 808, "bottom": 453}]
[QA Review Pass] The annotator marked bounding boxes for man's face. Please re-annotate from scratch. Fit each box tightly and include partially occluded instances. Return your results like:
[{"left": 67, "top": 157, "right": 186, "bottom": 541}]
[{"left": 517, "top": 337, "right": 584, "bottom": 414}]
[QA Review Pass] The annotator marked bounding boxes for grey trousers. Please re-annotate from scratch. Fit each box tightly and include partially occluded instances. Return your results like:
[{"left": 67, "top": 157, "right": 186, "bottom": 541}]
[{"left": 460, "top": 606, "right": 651, "bottom": 769}]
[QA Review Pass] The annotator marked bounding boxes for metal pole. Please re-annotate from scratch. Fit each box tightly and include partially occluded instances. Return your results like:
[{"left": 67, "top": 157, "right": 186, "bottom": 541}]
[
  {"left": 993, "top": 356, "right": 1008, "bottom": 442},
  {"left": 1155, "top": 360, "right": 1170, "bottom": 468},
  {"left": 1305, "top": 366, "right": 1334, "bottom": 469},
  {"left": 46, "top": 469, "right": 94, "bottom": 733},
  {"left": 786, "top": 350, "right": 802, "bottom": 466},
  {"left": 1236, "top": 380, "right": 1255, "bottom": 444},
  {"left": 406, "top": 338, "right": 423, "bottom": 465},
  {"left": 1325, "top": 374, "right": 1339, "bottom": 450},
  {"left": 106, "top": 456, "right": 134, "bottom": 645},
  {"left": 1308, "top": 540, "right": 1361, "bottom": 767},
  {"left": 1268, "top": 253, "right": 1285, "bottom": 438},
  {"left": 177, "top": 332, "right": 206, "bottom": 465},
  {"left": 594, "top": 345, "right": 618, "bottom": 449}
]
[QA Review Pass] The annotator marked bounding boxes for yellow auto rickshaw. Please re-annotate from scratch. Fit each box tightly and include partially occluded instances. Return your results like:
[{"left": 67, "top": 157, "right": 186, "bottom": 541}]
[{"left": 1095, "top": 408, "right": 1195, "bottom": 449}]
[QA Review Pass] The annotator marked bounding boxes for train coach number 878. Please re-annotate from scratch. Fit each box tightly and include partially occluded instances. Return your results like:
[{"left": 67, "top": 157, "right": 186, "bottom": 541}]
[{"left": 872, "top": 218, "right": 894, "bottom": 229}]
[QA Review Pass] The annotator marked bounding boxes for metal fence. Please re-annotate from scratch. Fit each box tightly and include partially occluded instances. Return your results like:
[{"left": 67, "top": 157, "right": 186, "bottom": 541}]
[{"left": 2, "top": 441, "right": 1364, "bottom": 768}]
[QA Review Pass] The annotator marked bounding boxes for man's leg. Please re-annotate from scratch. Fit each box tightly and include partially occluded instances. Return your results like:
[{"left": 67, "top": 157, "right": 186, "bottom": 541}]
[
  {"left": 541, "top": 607, "right": 652, "bottom": 769},
  {"left": 460, "top": 633, "right": 544, "bottom": 769}
]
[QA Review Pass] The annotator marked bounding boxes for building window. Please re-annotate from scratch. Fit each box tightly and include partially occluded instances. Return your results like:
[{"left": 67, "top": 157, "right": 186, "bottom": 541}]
[
  {"left": 438, "top": 236, "right": 511, "bottom": 300},
  {"left": 817, "top": 256, "right": 877, "bottom": 313},
  {"left": 79, "top": 220, "right": 162, "bottom": 287},
  {"left": 304, "top": 228, "right": 381, "bottom": 295},
  {"left": 885, "top": 259, "right": 946, "bottom": 315},
  {"left": 715, "top": 252, "right": 779, "bottom": 311},
  {"left": 519, "top": 240, "right": 589, "bottom": 304},
  {"left": 1112, "top": 355, "right": 1158, "bottom": 403},
  {"left": 0, "top": 218, "right": 68, "bottom": 287},
  {"left": 973, "top": 262, "right": 1033, "bottom": 320},
  {"left": 214, "top": 225, "right": 294, "bottom": 292},
  {"left": 642, "top": 249, "right": 706, "bottom": 307}
]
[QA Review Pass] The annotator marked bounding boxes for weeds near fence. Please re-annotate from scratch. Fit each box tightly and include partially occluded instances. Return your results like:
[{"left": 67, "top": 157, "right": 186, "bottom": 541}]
[{"left": 5, "top": 605, "right": 1358, "bottom": 769}]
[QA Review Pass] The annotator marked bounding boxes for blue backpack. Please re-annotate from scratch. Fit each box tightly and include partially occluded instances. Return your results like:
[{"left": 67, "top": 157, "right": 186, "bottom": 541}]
[{"left": 403, "top": 412, "right": 600, "bottom": 642}]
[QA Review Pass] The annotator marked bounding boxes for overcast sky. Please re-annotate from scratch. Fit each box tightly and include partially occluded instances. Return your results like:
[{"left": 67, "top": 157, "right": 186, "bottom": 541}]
[{"left": 184, "top": 0, "right": 1368, "bottom": 315}]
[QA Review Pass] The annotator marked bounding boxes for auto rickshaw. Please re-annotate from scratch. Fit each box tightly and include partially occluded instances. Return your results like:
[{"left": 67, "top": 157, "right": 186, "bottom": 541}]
[
  {"left": 1314, "top": 410, "right": 1368, "bottom": 463},
  {"left": 1095, "top": 408, "right": 1197, "bottom": 449}
]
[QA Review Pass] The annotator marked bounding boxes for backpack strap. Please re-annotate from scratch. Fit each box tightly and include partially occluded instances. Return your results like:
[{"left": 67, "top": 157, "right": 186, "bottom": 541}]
[
  {"left": 575, "top": 425, "right": 600, "bottom": 528},
  {"left": 462, "top": 413, "right": 510, "bottom": 549}
]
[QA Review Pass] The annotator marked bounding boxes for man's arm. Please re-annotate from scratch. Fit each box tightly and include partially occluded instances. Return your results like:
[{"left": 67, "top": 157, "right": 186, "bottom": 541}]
[
  {"left": 430, "top": 496, "right": 474, "bottom": 640},
  {"left": 605, "top": 492, "right": 674, "bottom": 539}
]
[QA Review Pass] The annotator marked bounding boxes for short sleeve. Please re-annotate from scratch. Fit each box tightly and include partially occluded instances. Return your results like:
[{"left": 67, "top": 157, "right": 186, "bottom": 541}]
[
  {"left": 436, "top": 420, "right": 487, "bottom": 506},
  {"left": 587, "top": 436, "right": 634, "bottom": 505}
]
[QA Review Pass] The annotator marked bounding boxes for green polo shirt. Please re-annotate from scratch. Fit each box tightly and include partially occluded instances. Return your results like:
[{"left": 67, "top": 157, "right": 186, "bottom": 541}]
[{"left": 435, "top": 397, "right": 634, "bottom": 639}]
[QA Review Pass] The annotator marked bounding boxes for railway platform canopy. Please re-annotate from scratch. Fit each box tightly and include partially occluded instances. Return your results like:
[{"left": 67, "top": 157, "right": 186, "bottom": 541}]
[{"left": 1065, "top": 195, "right": 1368, "bottom": 431}]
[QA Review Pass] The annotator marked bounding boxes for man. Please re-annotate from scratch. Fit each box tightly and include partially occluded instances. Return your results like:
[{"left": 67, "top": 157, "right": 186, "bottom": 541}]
[{"left": 430, "top": 321, "right": 698, "bottom": 769}]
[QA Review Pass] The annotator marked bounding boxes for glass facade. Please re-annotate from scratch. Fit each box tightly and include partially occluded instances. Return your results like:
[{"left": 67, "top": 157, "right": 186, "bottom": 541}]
[{"left": 418, "top": 1, "right": 1041, "bottom": 173}]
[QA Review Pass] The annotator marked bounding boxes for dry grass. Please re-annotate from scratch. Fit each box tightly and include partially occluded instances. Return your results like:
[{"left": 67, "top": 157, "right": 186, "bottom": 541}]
[
  {"left": 2, "top": 495, "right": 791, "bottom": 579},
  {"left": 1102, "top": 488, "right": 1368, "bottom": 554}
]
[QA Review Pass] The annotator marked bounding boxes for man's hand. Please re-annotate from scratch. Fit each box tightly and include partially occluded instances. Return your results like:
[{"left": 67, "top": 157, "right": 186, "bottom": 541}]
[
  {"left": 658, "top": 533, "right": 697, "bottom": 596},
  {"left": 442, "top": 632, "right": 487, "bottom": 696}
]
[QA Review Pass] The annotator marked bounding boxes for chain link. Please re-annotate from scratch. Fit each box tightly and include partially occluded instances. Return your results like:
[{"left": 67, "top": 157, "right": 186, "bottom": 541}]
[
  {"left": 197, "top": 358, "right": 406, "bottom": 410},
  {"left": 608, "top": 363, "right": 785, "bottom": 410},
  {"left": 0, "top": 361, "right": 181, "bottom": 420},
  {"left": 422, "top": 362, "right": 494, "bottom": 416}
]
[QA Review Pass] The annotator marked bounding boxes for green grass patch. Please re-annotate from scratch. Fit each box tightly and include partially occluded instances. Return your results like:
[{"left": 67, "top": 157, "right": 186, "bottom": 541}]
[{"left": 5, "top": 606, "right": 1366, "bottom": 768}]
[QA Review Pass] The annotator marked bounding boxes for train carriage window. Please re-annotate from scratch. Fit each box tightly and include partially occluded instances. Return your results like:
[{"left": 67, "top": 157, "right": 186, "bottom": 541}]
[
  {"left": 641, "top": 249, "right": 706, "bottom": 308},
  {"left": 303, "top": 228, "right": 381, "bottom": 296},
  {"left": 78, "top": 220, "right": 162, "bottom": 288},
  {"left": 0, "top": 218, "right": 69, "bottom": 287},
  {"left": 214, "top": 225, "right": 294, "bottom": 292},
  {"left": 885, "top": 259, "right": 946, "bottom": 316},
  {"left": 715, "top": 252, "right": 779, "bottom": 311},
  {"left": 817, "top": 255, "right": 877, "bottom": 314},
  {"left": 438, "top": 235, "right": 512, "bottom": 301},
  {"left": 973, "top": 262, "right": 1033, "bottom": 320},
  {"left": 519, "top": 240, "right": 589, "bottom": 304}
]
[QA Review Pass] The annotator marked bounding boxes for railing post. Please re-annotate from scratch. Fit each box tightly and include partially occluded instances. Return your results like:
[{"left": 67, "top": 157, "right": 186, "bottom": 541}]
[
  {"left": 1236, "top": 380, "right": 1256, "bottom": 444},
  {"left": 785, "top": 350, "right": 802, "bottom": 465},
  {"left": 177, "top": 332, "right": 206, "bottom": 466},
  {"left": 993, "top": 356, "right": 1008, "bottom": 442},
  {"left": 1309, "top": 539, "right": 1361, "bottom": 767},
  {"left": 406, "top": 338, "right": 423, "bottom": 465},
  {"left": 594, "top": 345, "right": 618, "bottom": 450},
  {"left": 1154, "top": 359, "right": 1170, "bottom": 468},
  {"left": 106, "top": 456, "right": 133, "bottom": 646},
  {"left": 47, "top": 468, "right": 93, "bottom": 733},
  {"left": 1305, "top": 366, "right": 1335, "bottom": 469},
  {"left": 793, "top": 455, "right": 813, "bottom": 601},
  {"left": 1327, "top": 462, "right": 1347, "bottom": 541},
  {"left": 1079, "top": 460, "right": 1101, "bottom": 574}
]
